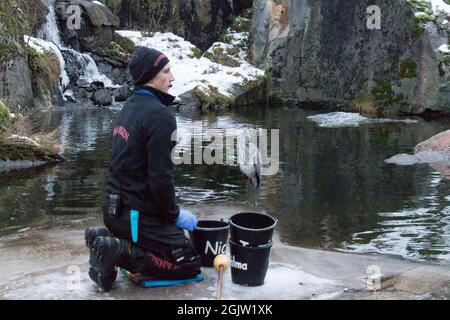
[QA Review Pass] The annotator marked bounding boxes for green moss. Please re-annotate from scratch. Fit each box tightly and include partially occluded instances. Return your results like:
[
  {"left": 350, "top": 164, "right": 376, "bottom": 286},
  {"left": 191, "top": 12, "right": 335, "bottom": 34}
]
[
  {"left": 0, "top": 101, "right": 10, "bottom": 131},
  {"left": 113, "top": 34, "right": 135, "bottom": 55},
  {"left": 399, "top": 58, "right": 417, "bottom": 78},
  {"left": 406, "top": 0, "right": 434, "bottom": 15},
  {"left": 194, "top": 85, "right": 232, "bottom": 108},
  {"left": 412, "top": 19, "right": 425, "bottom": 39},
  {"left": 231, "top": 16, "right": 252, "bottom": 33},
  {"left": 0, "top": 1, "right": 25, "bottom": 62},
  {"left": 205, "top": 47, "right": 241, "bottom": 67},
  {"left": 27, "top": 47, "right": 60, "bottom": 86},
  {"left": 371, "top": 79, "right": 405, "bottom": 106},
  {"left": 203, "top": 51, "right": 214, "bottom": 60},
  {"left": 219, "top": 29, "right": 233, "bottom": 44},
  {"left": 188, "top": 47, "right": 203, "bottom": 59},
  {"left": 0, "top": 139, "right": 52, "bottom": 161}
]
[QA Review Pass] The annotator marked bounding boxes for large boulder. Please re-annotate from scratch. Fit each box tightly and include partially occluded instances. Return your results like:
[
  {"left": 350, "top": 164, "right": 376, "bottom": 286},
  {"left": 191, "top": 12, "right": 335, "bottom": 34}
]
[
  {"left": 415, "top": 130, "right": 450, "bottom": 153},
  {"left": 55, "top": 0, "right": 120, "bottom": 53},
  {"left": 28, "top": 48, "right": 64, "bottom": 108},
  {"left": 415, "top": 130, "right": 450, "bottom": 179},
  {"left": 251, "top": 0, "right": 450, "bottom": 115}
]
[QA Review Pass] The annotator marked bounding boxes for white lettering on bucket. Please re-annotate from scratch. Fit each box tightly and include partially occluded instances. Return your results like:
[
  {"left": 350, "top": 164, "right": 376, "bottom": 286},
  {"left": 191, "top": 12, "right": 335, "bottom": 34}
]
[
  {"left": 231, "top": 255, "right": 248, "bottom": 270},
  {"left": 205, "top": 241, "right": 227, "bottom": 255},
  {"left": 239, "top": 240, "right": 250, "bottom": 247}
]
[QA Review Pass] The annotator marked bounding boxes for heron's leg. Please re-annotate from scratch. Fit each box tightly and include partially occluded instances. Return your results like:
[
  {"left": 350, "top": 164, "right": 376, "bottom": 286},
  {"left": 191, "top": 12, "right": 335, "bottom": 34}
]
[{"left": 247, "top": 180, "right": 257, "bottom": 207}]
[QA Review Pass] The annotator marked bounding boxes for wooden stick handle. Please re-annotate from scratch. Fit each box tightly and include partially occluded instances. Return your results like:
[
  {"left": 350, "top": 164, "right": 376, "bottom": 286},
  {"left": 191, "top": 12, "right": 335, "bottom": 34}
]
[{"left": 216, "top": 266, "right": 223, "bottom": 300}]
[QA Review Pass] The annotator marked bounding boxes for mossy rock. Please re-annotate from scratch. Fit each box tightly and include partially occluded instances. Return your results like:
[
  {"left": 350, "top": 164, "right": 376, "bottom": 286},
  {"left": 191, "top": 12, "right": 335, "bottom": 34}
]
[
  {"left": 194, "top": 85, "right": 232, "bottom": 108},
  {"left": 0, "top": 138, "right": 53, "bottom": 161},
  {"left": 399, "top": 58, "right": 417, "bottom": 78},
  {"left": 113, "top": 33, "right": 135, "bottom": 55},
  {"left": 27, "top": 47, "right": 61, "bottom": 87}
]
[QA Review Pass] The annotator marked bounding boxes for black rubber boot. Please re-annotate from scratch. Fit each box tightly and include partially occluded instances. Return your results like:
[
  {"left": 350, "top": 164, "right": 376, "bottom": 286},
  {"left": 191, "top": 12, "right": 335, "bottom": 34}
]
[
  {"left": 84, "top": 227, "right": 110, "bottom": 249},
  {"left": 89, "top": 236, "right": 129, "bottom": 292}
]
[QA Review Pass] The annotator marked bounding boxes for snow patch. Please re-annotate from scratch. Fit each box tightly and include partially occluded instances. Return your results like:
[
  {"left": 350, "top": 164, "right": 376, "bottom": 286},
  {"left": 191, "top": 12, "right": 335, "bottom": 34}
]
[
  {"left": 439, "top": 44, "right": 450, "bottom": 53},
  {"left": 92, "top": 0, "right": 105, "bottom": 7},
  {"left": 307, "top": 112, "right": 418, "bottom": 128},
  {"left": 115, "top": 31, "right": 264, "bottom": 97},
  {"left": 428, "top": 0, "right": 450, "bottom": 15}
]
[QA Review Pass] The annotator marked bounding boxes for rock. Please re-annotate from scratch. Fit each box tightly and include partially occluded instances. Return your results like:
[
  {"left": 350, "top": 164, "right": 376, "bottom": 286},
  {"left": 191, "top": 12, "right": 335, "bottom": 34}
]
[
  {"left": 93, "top": 88, "right": 112, "bottom": 106},
  {"left": 415, "top": 130, "right": 450, "bottom": 153},
  {"left": 231, "top": 0, "right": 253, "bottom": 15},
  {"left": 178, "top": 89, "right": 202, "bottom": 110},
  {"left": 16, "top": 0, "right": 49, "bottom": 34},
  {"left": 250, "top": 0, "right": 450, "bottom": 114},
  {"left": 57, "top": 0, "right": 119, "bottom": 27},
  {"left": 55, "top": 0, "right": 120, "bottom": 54},
  {"left": 90, "top": 81, "right": 105, "bottom": 91},
  {"left": 0, "top": 57, "right": 34, "bottom": 112},
  {"left": 0, "top": 1, "right": 34, "bottom": 111},
  {"left": 30, "top": 50, "right": 64, "bottom": 109},
  {"left": 415, "top": 130, "right": 450, "bottom": 179},
  {"left": 114, "top": 84, "right": 130, "bottom": 102}
]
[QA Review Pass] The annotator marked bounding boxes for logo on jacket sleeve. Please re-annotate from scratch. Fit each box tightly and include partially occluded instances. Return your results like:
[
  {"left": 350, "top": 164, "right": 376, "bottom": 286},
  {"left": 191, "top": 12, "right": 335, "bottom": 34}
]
[{"left": 113, "top": 125, "right": 130, "bottom": 142}]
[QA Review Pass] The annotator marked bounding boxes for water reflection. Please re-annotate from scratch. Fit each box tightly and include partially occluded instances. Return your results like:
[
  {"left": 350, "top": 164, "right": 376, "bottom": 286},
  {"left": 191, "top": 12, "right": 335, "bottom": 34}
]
[{"left": 0, "top": 105, "right": 449, "bottom": 263}]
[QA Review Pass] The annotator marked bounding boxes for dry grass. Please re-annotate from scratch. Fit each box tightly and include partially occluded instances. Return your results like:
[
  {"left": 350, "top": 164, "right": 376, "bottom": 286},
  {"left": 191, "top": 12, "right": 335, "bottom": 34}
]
[
  {"left": 0, "top": 113, "right": 61, "bottom": 160},
  {"left": 352, "top": 99, "right": 378, "bottom": 115}
]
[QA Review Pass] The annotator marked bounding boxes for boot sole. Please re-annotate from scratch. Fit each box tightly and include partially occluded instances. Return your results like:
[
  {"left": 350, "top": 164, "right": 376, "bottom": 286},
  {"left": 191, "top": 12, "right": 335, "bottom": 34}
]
[{"left": 89, "top": 237, "right": 117, "bottom": 292}]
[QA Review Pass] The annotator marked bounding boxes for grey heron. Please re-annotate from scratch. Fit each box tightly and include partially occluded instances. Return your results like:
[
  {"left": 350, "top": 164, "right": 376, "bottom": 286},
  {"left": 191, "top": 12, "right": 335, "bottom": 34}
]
[{"left": 236, "top": 128, "right": 262, "bottom": 205}]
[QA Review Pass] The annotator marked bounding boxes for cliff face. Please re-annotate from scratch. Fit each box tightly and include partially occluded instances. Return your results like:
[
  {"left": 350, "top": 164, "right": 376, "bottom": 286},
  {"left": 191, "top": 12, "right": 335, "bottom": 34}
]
[
  {"left": 0, "top": 1, "right": 35, "bottom": 111},
  {"left": 104, "top": 0, "right": 251, "bottom": 50},
  {"left": 251, "top": 0, "right": 450, "bottom": 114}
]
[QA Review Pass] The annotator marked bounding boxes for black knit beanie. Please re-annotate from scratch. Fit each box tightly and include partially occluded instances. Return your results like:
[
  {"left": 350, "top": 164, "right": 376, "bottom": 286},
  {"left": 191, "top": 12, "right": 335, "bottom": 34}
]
[{"left": 129, "top": 47, "right": 170, "bottom": 86}]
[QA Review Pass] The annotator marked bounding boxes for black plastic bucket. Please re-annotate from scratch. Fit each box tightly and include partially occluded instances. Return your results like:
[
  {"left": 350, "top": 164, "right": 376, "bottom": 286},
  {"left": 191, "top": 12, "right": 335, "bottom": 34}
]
[
  {"left": 229, "top": 212, "right": 277, "bottom": 247},
  {"left": 229, "top": 239, "right": 272, "bottom": 286},
  {"left": 189, "top": 220, "right": 229, "bottom": 267}
]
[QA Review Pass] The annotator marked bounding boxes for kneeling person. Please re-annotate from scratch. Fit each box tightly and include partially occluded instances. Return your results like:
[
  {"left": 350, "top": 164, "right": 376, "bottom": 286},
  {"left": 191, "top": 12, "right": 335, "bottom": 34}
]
[{"left": 86, "top": 47, "right": 201, "bottom": 292}]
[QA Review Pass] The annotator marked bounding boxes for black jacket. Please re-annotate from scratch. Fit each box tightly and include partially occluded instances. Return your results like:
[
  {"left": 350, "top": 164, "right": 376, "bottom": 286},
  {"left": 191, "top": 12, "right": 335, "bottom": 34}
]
[{"left": 105, "top": 86, "right": 180, "bottom": 225}]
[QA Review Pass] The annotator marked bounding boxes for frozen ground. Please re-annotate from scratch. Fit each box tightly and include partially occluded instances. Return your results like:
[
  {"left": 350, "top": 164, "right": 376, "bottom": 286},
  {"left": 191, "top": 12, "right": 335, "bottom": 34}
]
[{"left": 0, "top": 203, "right": 449, "bottom": 300}]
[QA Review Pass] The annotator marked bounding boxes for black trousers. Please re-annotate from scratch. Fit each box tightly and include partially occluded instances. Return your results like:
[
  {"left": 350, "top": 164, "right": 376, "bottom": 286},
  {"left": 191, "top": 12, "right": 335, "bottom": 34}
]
[{"left": 104, "top": 210, "right": 201, "bottom": 279}]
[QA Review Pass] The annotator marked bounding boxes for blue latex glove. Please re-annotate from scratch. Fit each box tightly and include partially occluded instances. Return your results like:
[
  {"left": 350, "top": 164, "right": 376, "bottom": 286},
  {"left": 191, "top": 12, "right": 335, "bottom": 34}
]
[{"left": 176, "top": 209, "right": 198, "bottom": 232}]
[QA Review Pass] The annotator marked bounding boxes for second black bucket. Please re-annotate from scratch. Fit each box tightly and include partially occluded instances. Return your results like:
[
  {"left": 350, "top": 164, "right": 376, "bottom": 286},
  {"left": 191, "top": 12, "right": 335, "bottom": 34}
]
[
  {"left": 189, "top": 220, "right": 229, "bottom": 267},
  {"left": 229, "top": 239, "right": 272, "bottom": 286},
  {"left": 229, "top": 212, "right": 277, "bottom": 247}
]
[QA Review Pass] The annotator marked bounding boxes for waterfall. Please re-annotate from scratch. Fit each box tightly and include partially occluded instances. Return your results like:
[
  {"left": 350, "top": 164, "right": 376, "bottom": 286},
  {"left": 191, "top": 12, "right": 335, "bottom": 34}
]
[
  {"left": 35, "top": 0, "right": 117, "bottom": 98},
  {"left": 66, "top": 49, "right": 117, "bottom": 88},
  {"left": 37, "top": 0, "right": 63, "bottom": 48}
]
